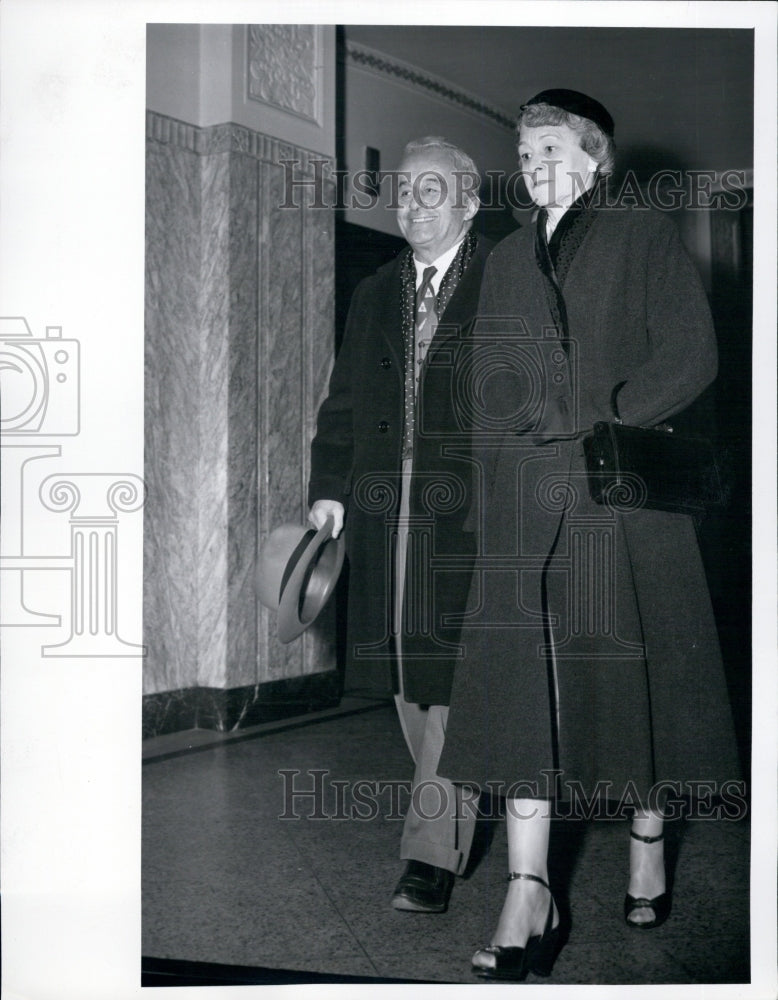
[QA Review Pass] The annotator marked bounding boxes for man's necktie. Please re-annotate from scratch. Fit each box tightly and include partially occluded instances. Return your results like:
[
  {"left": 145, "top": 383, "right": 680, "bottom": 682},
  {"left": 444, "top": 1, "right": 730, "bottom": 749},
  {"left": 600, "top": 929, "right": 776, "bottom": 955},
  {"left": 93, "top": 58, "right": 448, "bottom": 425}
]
[{"left": 402, "top": 265, "right": 437, "bottom": 460}]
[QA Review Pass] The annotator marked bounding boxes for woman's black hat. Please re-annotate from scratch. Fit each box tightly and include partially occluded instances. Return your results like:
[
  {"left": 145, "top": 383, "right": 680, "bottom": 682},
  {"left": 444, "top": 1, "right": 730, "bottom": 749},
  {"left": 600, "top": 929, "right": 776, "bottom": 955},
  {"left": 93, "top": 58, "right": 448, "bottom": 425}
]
[{"left": 522, "top": 88, "right": 615, "bottom": 137}]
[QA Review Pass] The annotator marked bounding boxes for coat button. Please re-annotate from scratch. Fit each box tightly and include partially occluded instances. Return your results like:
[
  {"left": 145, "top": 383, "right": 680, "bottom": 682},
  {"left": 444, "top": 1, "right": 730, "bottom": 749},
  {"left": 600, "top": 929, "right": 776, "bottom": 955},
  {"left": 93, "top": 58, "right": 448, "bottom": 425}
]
[
  {"left": 378, "top": 421, "right": 389, "bottom": 433},
  {"left": 380, "top": 357, "right": 392, "bottom": 369}
]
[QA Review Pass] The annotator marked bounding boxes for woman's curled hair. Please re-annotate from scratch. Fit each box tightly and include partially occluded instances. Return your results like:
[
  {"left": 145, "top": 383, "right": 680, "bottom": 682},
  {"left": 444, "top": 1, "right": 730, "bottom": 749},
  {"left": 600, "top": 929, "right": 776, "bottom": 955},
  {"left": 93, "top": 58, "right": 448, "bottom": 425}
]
[{"left": 516, "top": 102, "right": 616, "bottom": 177}]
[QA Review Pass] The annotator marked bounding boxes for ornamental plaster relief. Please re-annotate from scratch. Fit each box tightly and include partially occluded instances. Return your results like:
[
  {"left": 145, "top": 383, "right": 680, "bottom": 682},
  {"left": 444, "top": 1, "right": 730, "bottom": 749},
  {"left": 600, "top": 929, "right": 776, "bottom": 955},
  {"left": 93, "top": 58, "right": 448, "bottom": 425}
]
[{"left": 248, "top": 25, "right": 320, "bottom": 124}]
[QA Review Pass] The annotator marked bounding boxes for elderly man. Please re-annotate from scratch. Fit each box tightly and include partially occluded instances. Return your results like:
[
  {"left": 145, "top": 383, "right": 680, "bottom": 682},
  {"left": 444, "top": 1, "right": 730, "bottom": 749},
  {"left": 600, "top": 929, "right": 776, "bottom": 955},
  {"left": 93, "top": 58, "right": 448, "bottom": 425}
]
[{"left": 308, "top": 137, "right": 492, "bottom": 913}]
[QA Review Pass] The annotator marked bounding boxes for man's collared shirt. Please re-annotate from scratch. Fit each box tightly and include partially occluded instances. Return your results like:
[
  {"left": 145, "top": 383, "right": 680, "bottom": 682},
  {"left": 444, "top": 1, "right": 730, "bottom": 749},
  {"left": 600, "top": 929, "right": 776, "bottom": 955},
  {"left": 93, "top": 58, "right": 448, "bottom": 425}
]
[{"left": 412, "top": 234, "right": 467, "bottom": 295}]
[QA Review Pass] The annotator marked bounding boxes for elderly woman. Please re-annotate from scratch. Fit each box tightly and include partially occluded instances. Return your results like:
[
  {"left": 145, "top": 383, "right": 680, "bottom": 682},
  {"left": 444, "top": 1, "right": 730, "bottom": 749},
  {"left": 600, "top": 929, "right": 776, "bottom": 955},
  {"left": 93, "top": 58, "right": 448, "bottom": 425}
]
[{"left": 437, "top": 90, "right": 741, "bottom": 980}]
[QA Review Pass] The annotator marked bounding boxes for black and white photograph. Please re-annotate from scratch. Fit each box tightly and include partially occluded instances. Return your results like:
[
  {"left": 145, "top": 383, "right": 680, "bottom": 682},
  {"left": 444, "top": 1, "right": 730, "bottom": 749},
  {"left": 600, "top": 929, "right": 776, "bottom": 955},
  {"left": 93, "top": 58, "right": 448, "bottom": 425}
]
[{"left": 2, "top": 3, "right": 776, "bottom": 999}]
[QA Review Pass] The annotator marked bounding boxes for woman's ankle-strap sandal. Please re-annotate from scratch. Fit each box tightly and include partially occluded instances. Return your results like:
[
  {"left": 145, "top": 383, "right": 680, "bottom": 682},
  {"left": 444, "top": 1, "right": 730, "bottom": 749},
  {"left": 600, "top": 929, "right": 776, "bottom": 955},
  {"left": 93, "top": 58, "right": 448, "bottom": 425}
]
[
  {"left": 472, "top": 872, "right": 563, "bottom": 981},
  {"left": 630, "top": 831, "right": 664, "bottom": 844},
  {"left": 624, "top": 831, "right": 671, "bottom": 929}
]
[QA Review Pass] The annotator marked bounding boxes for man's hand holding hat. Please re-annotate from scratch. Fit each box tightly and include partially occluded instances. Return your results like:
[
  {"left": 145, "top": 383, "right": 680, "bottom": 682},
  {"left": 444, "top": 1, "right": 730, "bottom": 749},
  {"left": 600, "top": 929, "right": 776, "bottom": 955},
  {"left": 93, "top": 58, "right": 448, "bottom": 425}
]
[{"left": 309, "top": 498, "right": 345, "bottom": 539}]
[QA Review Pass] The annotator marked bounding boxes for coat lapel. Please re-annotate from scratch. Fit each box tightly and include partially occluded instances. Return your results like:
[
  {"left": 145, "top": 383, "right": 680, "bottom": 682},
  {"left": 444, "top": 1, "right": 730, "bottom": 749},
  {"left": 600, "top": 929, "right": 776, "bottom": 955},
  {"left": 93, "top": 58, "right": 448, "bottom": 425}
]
[
  {"left": 428, "top": 239, "right": 491, "bottom": 357},
  {"left": 373, "top": 250, "right": 409, "bottom": 369},
  {"left": 371, "top": 239, "right": 492, "bottom": 378}
]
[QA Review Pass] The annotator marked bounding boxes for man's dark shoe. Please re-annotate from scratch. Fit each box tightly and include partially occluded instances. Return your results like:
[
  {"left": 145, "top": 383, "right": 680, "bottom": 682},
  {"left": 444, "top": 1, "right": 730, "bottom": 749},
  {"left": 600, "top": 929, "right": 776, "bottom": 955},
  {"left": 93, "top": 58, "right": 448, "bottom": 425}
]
[{"left": 391, "top": 860, "right": 454, "bottom": 913}]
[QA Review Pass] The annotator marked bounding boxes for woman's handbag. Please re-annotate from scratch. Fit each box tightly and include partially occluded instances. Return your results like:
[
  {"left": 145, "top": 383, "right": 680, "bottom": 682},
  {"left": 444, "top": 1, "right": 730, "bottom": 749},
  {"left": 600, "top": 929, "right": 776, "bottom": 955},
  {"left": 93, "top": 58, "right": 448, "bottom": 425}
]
[{"left": 583, "top": 420, "right": 726, "bottom": 515}]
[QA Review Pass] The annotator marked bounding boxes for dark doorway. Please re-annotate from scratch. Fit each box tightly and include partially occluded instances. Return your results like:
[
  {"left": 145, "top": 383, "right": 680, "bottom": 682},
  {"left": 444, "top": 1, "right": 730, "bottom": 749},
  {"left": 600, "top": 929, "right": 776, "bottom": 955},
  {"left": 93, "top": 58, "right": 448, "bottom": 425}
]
[
  {"left": 700, "top": 193, "right": 753, "bottom": 778},
  {"left": 334, "top": 220, "right": 405, "bottom": 353}
]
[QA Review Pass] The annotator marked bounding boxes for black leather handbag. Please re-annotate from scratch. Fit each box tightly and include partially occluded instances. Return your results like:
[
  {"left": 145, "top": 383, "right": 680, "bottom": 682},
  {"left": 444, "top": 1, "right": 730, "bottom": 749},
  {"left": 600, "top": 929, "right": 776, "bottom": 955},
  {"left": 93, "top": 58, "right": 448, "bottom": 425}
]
[{"left": 583, "top": 420, "right": 726, "bottom": 515}]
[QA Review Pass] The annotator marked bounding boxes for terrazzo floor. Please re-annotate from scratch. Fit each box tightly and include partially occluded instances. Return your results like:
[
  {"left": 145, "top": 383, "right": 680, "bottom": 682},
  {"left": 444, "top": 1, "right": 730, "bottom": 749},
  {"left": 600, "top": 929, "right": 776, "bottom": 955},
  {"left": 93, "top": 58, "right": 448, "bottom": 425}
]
[{"left": 142, "top": 696, "right": 751, "bottom": 987}]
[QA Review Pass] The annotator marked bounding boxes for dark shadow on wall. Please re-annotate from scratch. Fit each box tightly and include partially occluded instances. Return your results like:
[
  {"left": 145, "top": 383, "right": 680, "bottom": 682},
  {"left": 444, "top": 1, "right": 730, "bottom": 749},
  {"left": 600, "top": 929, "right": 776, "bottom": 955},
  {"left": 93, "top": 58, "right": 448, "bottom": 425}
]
[{"left": 699, "top": 194, "right": 753, "bottom": 781}]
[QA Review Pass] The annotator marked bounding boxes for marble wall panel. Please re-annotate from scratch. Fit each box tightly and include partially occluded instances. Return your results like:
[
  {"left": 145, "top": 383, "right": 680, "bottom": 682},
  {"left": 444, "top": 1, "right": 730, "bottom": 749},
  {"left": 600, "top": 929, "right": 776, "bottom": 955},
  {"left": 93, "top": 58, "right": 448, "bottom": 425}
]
[
  {"left": 144, "top": 113, "right": 337, "bottom": 702},
  {"left": 196, "top": 150, "right": 231, "bottom": 687},
  {"left": 263, "top": 160, "right": 305, "bottom": 531},
  {"left": 142, "top": 672, "right": 341, "bottom": 739},
  {"left": 259, "top": 160, "right": 306, "bottom": 682},
  {"left": 144, "top": 140, "right": 202, "bottom": 695},
  {"left": 306, "top": 181, "right": 337, "bottom": 423},
  {"left": 300, "top": 180, "right": 338, "bottom": 675},
  {"left": 256, "top": 162, "right": 338, "bottom": 682},
  {"left": 226, "top": 151, "right": 260, "bottom": 689}
]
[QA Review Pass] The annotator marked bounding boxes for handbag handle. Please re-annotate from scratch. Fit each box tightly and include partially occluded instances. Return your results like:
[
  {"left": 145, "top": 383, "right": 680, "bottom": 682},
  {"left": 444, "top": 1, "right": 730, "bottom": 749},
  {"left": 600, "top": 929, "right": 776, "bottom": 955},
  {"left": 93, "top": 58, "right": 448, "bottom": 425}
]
[{"left": 610, "top": 381, "right": 626, "bottom": 424}]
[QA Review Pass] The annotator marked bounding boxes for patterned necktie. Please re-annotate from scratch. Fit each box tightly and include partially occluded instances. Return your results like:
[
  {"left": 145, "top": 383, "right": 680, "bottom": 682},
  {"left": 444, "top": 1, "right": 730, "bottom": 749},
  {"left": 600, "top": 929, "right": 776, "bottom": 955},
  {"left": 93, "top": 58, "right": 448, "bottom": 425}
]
[{"left": 402, "top": 265, "right": 437, "bottom": 460}]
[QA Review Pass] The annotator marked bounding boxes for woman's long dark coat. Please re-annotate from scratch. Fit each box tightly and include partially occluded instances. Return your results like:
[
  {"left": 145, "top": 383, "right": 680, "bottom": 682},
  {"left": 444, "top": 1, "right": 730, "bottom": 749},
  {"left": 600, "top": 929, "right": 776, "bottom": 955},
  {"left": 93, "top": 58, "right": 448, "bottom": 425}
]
[
  {"left": 309, "top": 238, "right": 492, "bottom": 705},
  {"left": 437, "top": 207, "right": 741, "bottom": 801}
]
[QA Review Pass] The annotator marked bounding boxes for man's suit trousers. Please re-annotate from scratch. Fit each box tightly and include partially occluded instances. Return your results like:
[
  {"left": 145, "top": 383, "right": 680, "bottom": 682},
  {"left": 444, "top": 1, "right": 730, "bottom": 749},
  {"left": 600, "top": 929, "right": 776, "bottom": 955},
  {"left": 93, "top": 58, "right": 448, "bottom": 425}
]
[{"left": 394, "top": 460, "right": 478, "bottom": 875}]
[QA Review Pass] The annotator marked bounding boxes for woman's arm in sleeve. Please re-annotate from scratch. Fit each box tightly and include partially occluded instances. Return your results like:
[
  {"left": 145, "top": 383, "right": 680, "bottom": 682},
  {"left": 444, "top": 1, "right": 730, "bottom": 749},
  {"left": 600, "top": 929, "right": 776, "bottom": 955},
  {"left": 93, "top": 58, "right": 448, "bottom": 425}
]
[{"left": 613, "top": 213, "right": 717, "bottom": 427}]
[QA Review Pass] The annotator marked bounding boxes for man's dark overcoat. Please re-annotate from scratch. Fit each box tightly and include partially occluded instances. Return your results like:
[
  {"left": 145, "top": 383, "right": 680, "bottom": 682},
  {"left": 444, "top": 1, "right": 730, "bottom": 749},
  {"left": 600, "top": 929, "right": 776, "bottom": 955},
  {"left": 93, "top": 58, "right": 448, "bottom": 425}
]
[
  {"left": 309, "top": 236, "right": 493, "bottom": 705},
  {"left": 438, "top": 205, "right": 741, "bottom": 801}
]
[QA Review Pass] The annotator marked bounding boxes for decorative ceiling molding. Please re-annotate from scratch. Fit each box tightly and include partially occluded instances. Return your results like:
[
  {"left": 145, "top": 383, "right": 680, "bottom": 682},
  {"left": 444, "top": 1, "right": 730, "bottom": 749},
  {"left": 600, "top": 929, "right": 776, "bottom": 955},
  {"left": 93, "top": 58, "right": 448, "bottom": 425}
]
[{"left": 343, "top": 41, "right": 516, "bottom": 132}]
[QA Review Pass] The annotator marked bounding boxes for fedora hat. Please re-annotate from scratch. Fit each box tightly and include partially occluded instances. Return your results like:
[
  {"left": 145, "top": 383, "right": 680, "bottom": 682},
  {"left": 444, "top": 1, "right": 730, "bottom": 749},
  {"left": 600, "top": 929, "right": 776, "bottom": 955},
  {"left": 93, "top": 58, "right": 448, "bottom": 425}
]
[{"left": 257, "top": 517, "right": 345, "bottom": 643}]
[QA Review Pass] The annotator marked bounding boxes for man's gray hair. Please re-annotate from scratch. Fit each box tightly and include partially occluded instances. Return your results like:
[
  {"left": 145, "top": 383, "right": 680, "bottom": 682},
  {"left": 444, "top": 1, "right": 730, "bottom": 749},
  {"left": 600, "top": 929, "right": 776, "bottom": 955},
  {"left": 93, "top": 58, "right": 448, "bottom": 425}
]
[{"left": 402, "top": 136, "right": 481, "bottom": 205}]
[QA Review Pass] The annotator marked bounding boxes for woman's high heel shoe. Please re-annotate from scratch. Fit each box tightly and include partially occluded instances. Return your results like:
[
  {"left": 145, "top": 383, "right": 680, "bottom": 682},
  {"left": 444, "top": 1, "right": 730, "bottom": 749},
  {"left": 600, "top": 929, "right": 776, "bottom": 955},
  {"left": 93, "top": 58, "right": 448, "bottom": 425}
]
[
  {"left": 624, "top": 830, "right": 672, "bottom": 929},
  {"left": 472, "top": 872, "right": 562, "bottom": 981}
]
